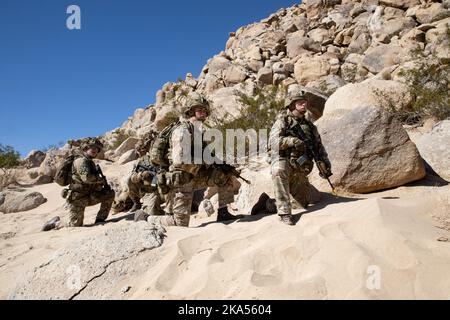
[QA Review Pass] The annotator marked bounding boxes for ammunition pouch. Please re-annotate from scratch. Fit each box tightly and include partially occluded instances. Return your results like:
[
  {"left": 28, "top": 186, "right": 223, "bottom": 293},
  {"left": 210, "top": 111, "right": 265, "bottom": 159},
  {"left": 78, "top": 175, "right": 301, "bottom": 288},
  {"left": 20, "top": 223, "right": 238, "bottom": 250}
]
[
  {"left": 168, "top": 171, "right": 193, "bottom": 188},
  {"left": 157, "top": 171, "right": 170, "bottom": 194}
]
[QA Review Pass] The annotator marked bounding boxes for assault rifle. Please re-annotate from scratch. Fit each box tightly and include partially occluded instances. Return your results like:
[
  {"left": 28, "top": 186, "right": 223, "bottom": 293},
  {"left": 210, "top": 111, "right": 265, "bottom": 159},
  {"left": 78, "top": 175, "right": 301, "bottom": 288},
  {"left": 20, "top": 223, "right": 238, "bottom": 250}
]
[
  {"left": 286, "top": 123, "right": 336, "bottom": 195},
  {"left": 212, "top": 163, "right": 251, "bottom": 185},
  {"left": 96, "top": 164, "right": 112, "bottom": 191},
  {"left": 135, "top": 163, "right": 158, "bottom": 188}
]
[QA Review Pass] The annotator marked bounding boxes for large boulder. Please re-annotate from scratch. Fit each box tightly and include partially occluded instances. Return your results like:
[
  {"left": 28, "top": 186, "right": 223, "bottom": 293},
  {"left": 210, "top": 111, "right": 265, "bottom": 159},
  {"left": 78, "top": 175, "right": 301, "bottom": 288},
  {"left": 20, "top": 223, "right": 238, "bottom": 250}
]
[
  {"left": 38, "top": 148, "right": 69, "bottom": 183},
  {"left": 361, "top": 44, "right": 404, "bottom": 74},
  {"left": 315, "top": 106, "right": 426, "bottom": 193},
  {"left": 0, "top": 190, "right": 47, "bottom": 214},
  {"left": 416, "top": 120, "right": 450, "bottom": 180},
  {"left": 323, "top": 80, "right": 412, "bottom": 117},
  {"left": 286, "top": 32, "right": 319, "bottom": 58},
  {"left": 117, "top": 149, "right": 138, "bottom": 165},
  {"left": 414, "top": 3, "right": 450, "bottom": 24},
  {"left": 294, "top": 54, "right": 332, "bottom": 85},
  {"left": 380, "top": 0, "right": 419, "bottom": 10},
  {"left": 114, "top": 137, "right": 139, "bottom": 158},
  {"left": 24, "top": 150, "right": 46, "bottom": 169},
  {"left": 9, "top": 222, "right": 166, "bottom": 299}
]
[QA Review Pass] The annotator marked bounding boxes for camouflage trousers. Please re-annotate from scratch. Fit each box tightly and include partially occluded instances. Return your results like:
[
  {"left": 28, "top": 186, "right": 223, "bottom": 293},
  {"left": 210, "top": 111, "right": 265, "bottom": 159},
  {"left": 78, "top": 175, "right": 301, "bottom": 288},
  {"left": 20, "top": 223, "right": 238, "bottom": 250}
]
[
  {"left": 127, "top": 177, "right": 165, "bottom": 216},
  {"left": 271, "top": 159, "right": 311, "bottom": 217},
  {"left": 151, "top": 173, "right": 235, "bottom": 227},
  {"left": 66, "top": 188, "right": 115, "bottom": 227}
]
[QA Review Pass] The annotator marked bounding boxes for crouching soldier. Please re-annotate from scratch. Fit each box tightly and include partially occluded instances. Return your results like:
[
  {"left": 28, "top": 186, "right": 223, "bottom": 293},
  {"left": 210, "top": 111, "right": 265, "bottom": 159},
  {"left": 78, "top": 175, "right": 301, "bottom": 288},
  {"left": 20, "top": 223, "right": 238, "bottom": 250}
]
[
  {"left": 269, "top": 90, "right": 332, "bottom": 226},
  {"left": 126, "top": 130, "right": 166, "bottom": 216},
  {"left": 135, "top": 93, "right": 242, "bottom": 227},
  {"left": 42, "top": 139, "right": 115, "bottom": 231}
]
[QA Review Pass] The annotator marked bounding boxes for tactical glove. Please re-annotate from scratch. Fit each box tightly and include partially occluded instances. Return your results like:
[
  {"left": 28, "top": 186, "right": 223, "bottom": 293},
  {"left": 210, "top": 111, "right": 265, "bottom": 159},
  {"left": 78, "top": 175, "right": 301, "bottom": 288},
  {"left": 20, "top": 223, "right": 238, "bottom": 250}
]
[
  {"left": 140, "top": 171, "right": 152, "bottom": 182},
  {"left": 288, "top": 137, "right": 304, "bottom": 149}
]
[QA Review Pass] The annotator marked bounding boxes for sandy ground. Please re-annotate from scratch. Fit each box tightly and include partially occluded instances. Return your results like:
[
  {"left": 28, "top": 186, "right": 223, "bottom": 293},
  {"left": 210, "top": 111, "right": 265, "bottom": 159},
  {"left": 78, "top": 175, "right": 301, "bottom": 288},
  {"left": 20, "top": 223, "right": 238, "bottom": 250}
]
[{"left": 1, "top": 162, "right": 449, "bottom": 300}]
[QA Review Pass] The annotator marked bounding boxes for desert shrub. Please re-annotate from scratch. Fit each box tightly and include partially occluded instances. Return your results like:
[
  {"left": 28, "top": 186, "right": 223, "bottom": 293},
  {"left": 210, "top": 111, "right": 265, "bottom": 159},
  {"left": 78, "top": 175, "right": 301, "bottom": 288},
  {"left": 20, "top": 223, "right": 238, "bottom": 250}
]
[
  {"left": 0, "top": 144, "right": 21, "bottom": 190},
  {"left": 208, "top": 84, "right": 286, "bottom": 161},
  {"left": 386, "top": 29, "right": 450, "bottom": 124},
  {"left": 210, "top": 84, "right": 286, "bottom": 132},
  {"left": 109, "top": 129, "right": 131, "bottom": 150}
]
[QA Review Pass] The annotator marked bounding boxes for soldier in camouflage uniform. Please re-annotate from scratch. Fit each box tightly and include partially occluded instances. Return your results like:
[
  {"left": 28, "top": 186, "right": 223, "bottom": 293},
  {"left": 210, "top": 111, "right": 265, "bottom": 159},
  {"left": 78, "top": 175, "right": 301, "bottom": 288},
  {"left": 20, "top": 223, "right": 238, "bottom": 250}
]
[
  {"left": 139, "top": 93, "right": 242, "bottom": 227},
  {"left": 269, "top": 90, "right": 331, "bottom": 225},
  {"left": 126, "top": 130, "right": 166, "bottom": 216},
  {"left": 42, "top": 139, "right": 115, "bottom": 230}
]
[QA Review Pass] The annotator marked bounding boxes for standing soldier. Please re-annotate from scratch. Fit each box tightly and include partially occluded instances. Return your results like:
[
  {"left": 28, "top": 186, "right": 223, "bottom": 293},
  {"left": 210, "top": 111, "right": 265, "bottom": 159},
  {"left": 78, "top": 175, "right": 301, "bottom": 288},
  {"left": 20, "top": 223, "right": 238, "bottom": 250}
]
[
  {"left": 42, "top": 139, "right": 115, "bottom": 231},
  {"left": 269, "top": 90, "right": 332, "bottom": 225},
  {"left": 137, "top": 92, "right": 242, "bottom": 227}
]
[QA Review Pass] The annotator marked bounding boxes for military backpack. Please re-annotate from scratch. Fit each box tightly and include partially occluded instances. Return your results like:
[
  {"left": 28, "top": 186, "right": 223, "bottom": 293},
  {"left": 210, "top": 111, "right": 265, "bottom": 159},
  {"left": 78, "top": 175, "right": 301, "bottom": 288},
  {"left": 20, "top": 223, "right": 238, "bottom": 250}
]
[
  {"left": 54, "top": 154, "right": 78, "bottom": 186},
  {"left": 149, "top": 121, "right": 180, "bottom": 167}
]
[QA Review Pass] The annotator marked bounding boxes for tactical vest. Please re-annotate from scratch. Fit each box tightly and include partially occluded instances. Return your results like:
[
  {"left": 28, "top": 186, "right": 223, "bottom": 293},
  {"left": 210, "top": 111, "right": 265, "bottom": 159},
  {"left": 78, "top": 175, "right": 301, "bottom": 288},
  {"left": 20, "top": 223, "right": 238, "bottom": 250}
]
[
  {"left": 69, "top": 156, "right": 100, "bottom": 193},
  {"left": 282, "top": 113, "right": 315, "bottom": 172}
]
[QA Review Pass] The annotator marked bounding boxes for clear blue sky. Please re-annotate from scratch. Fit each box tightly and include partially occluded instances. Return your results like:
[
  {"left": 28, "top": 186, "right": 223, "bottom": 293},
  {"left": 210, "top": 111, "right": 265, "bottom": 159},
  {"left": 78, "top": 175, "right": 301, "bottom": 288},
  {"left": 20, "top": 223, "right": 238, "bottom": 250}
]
[{"left": 0, "top": 0, "right": 297, "bottom": 156}]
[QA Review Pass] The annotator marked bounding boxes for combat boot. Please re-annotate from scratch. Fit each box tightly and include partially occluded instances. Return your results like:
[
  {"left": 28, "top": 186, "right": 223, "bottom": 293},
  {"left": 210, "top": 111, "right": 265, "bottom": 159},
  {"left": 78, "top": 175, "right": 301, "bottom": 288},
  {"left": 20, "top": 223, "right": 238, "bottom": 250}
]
[
  {"left": 94, "top": 218, "right": 106, "bottom": 224},
  {"left": 216, "top": 206, "right": 243, "bottom": 222},
  {"left": 42, "top": 216, "right": 61, "bottom": 231},
  {"left": 280, "top": 214, "right": 294, "bottom": 226},
  {"left": 251, "top": 192, "right": 270, "bottom": 215}
]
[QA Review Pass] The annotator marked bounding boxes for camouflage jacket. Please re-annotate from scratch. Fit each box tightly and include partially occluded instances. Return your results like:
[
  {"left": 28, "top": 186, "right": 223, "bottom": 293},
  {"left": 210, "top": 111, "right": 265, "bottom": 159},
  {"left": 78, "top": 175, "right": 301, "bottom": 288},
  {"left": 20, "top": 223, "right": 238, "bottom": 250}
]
[
  {"left": 169, "top": 117, "right": 207, "bottom": 175},
  {"left": 69, "top": 154, "right": 104, "bottom": 193},
  {"left": 269, "top": 110, "right": 330, "bottom": 168}
]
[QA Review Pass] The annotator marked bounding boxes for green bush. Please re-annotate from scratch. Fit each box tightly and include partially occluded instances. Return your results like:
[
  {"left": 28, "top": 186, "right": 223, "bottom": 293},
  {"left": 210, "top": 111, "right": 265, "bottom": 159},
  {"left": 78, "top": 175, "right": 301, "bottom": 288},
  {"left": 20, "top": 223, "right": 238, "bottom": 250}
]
[
  {"left": 207, "top": 84, "right": 286, "bottom": 160},
  {"left": 210, "top": 84, "right": 286, "bottom": 132},
  {"left": 0, "top": 144, "right": 20, "bottom": 173},
  {"left": 392, "top": 39, "right": 450, "bottom": 124},
  {"left": 110, "top": 129, "right": 131, "bottom": 150}
]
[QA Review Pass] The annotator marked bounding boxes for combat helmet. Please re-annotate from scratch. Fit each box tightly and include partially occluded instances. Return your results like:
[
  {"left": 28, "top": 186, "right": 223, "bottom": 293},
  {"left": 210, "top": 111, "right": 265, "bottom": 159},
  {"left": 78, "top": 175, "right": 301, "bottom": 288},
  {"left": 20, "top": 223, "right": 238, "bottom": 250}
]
[
  {"left": 284, "top": 90, "right": 310, "bottom": 108},
  {"left": 181, "top": 92, "right": 211, "bottom": 117},
  {"left": 81, "top": 138, "right": 104, "bottom": 152}
]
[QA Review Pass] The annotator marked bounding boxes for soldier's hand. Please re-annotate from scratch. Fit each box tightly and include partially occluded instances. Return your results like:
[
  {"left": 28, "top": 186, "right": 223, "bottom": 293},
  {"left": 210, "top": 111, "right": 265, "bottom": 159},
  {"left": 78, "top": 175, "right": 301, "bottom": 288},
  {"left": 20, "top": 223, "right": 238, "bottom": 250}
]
[
  {"left": 317, "top": 161, "right": 331, "bottom": 178},
  {"left": 140, "top": 171, "right": 152, "bottom": 182},
  {"left": 288, "top": 137, "right": 304, "bottom": 149}
]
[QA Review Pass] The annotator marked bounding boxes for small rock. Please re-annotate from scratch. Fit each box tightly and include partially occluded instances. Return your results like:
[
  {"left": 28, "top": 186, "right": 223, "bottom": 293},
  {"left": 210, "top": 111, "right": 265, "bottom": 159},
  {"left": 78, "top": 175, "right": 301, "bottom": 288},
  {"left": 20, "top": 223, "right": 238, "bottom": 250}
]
[{"left": 121, "top": 286, "right": 131, "bottom": 294}]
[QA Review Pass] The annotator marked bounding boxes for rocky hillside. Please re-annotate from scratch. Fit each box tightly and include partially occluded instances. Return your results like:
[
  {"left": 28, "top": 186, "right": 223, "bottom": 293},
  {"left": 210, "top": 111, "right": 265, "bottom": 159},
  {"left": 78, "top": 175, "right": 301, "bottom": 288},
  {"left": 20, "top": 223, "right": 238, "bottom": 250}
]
[
  {"left": 108, "top": 0, "right": 449, "bottom": 137},
  {"left": 13, "top": 0, "right": 449, "bottom": 196}
]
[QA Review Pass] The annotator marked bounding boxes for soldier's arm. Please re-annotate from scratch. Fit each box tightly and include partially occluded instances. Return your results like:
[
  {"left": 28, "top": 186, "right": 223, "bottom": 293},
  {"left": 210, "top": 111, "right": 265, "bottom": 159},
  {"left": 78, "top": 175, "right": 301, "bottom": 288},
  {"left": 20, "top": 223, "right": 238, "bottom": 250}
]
[
  {"left": 74, "top": 158, "right": 102, "bottom": 184},
  {"left": 269, "top": 118, "right": 299, "bottom": 151},
  {"left": 171, "top": 125, "right": 198, "bottom": 174}
]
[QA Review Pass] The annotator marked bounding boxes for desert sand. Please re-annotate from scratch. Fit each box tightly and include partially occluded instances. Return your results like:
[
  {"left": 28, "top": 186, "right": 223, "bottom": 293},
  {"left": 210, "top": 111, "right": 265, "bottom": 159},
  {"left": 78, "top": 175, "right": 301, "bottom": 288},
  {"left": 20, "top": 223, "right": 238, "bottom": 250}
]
[{"left": 1, "top": 161, "right": 449, "bottom": 300}]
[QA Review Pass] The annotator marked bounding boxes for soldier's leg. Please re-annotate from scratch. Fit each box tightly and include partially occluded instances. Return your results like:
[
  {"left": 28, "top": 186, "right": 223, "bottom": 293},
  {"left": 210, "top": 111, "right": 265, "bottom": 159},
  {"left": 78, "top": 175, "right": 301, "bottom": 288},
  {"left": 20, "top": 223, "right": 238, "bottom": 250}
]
[
  {"left": 127, "top": 176, "right": 142, "bottom": 211},
  {"left": 67, "top": 200, "right": 86, "bottom": 227},
  {"left": 141, "top": 189, "right": 165, "bottom": 216},
  {"left": 290, "top": 171, "right": 310, "bottom": 209},
  {"left": 271, "top": 160, "right": 294, "bottom": 225},
  {"left": 90, "top": 189, "right": 115, "bottom": 222},
  {"left": 271, "top": 160, "right": 292, "bottom": 216},
  {"left": 146, "top": 214, "right": 177, "bottom": 227},
  {"left": 216, "top": 185, "right": 243, "bottom": 221},
  {"left": 171, "top": 183, "right": 194, "bottom": 227}
]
